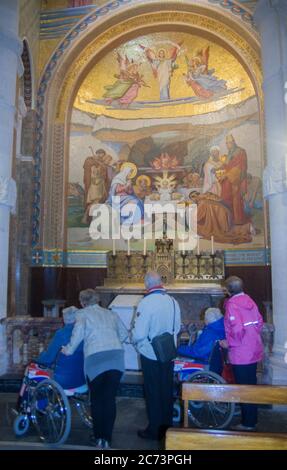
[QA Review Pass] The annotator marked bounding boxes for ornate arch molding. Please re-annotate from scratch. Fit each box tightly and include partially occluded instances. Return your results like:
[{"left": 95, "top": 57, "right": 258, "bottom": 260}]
[{"left": 33, "top": 0, "right": 262, "bottom": 263}]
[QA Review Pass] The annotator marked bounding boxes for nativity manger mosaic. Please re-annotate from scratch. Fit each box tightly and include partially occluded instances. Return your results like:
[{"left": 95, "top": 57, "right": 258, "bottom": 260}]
[{"left": 67, "top": 31, "right": 265, "bottom": 255}]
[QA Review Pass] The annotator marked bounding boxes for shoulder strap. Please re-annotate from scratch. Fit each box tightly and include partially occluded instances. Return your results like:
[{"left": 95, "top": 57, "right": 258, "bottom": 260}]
[{"left": 171, "top": 297, "right": 176, "bottom": 334}]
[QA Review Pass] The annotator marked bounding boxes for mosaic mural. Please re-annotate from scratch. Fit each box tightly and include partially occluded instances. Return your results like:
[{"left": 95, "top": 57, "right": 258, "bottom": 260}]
[{"left": 67, "top": 31, "right": 264, "bottom": 255}]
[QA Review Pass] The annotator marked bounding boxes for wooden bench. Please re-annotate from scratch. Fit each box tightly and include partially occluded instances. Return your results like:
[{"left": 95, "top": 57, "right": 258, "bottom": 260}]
[{"left": 166, "top": 383, "right": 287, "bottom": 450}]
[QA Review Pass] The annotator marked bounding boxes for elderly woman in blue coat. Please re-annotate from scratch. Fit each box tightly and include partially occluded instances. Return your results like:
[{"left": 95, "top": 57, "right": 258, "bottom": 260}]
[
  {"left": 177, "top": 308, "right": 225, "bottom": 362},
  {"left": 37, "top": 306, "right": 85, "bottom": 390}
]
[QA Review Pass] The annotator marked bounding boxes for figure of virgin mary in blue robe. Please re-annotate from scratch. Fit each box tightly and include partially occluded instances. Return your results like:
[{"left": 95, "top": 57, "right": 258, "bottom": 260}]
[{"left": 106, "top": 167, "right": 144, "bottom": 225}]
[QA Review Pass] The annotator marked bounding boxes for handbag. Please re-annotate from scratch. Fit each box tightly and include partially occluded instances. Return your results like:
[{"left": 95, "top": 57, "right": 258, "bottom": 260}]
[
  {"left": 220, "top": 346, "right": 235, "bottom": 384},
  {"left": 222, "top": 363, "right": 235, "bottom": 384},
  {"left": 150, "top": 298, "right": 177, "bottom": 363}
]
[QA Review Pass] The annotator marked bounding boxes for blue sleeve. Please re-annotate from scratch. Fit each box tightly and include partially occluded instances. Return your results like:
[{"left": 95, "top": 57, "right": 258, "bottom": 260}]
[
  {"left": 187, "top": 331, "right": 214, "bottom": 360},
  {"left": 177, "top": 344, "right": 195, "bottom": 358},
  {"left": 37, "top": 330, "right": 64, "bottom": 366}
]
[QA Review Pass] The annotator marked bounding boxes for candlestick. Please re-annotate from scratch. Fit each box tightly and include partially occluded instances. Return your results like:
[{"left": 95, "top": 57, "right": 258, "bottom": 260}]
[
  {"left": 211, "top": 236, "right": 214, "bottom": 255},
  {"left": 181, "top": 236, "right": 185, "bottom": 255},
  {"left": 127, "top": 239, "right": 130, "bottom": 256},
  {"left": 112, "top": 239, "right": 116, "bottom": 256},
  {"left": 143, "top": 238, "right": 147, "bottom": 256},
  {"left": 197, "top": 236, "right": 200, "bottom": 255}
]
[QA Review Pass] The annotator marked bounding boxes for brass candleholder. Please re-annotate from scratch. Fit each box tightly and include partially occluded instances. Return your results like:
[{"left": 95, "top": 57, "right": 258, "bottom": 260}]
[
  {"left": 111, "top": 254, "right": 117, "bottom": 277},
  {"left": 195, "top": 253, "right": 203, "bottom": 279},
  {"left": 180, "top": 252, "right": 188, "bottom": 278},
  {"left": 210, "top": 253, "right": 218, "bottom": 279},
  {"left": 125, "top": 254, "right": 132, "bottom": 277},
  {"left": 142, "top": 254, "right": 148, "bottom": 273}
]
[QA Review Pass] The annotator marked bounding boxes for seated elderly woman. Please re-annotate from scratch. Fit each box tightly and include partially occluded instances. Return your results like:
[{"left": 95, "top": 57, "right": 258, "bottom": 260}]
[
  {"left": 177, "top": 308, "right": 225, "bottom": 362},
  {"left": 36, "top": 306, "right": 85, "bottom": 390}
]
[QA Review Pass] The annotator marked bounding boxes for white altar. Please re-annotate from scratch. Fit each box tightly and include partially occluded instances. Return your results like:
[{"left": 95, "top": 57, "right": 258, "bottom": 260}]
[{"left": 109, "top": 294, "right": 143, "bottom": 370}]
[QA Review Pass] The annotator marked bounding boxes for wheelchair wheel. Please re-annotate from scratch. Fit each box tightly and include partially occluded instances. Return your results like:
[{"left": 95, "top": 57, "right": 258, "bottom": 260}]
[
  {"left": 187, "top": 370, "right": 235, "bottom": 430},
  {"left": 13, "top": 414, "right": 30, "bottom": 436},
  {"left": 30, "top": 379, "right": 71, "bottom": 446},
  {"left": 72, "top": 393, "right": 93, "bottom": 429},
  {"left": 173, "top": 401, "right": 181, "bottom": 423}
]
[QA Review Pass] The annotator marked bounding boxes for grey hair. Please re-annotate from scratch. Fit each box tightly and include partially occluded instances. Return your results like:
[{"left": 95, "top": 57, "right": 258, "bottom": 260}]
[
  {"left": 210, "top": 145, "right": 220, "bottom": 155},
  {"left": 144, "top": 271, "right": 163, "bottom": 290},
  {"left": 79, "top": 289, "right": 100, "bottom": 306},
  {"left": 62, "top": 306, "right": 78, "bottom": 324},
  {"left": 224, "top": 276, "right": 244, "bottom": 295},
  {"left": 204, "top": 308, "right": 223, "bottom": 324}
]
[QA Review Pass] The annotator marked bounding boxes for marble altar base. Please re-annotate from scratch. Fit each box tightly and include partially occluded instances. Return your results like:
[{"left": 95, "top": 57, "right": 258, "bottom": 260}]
[{"left": 96, "top": 282, "right": 225, "bottom": 324}]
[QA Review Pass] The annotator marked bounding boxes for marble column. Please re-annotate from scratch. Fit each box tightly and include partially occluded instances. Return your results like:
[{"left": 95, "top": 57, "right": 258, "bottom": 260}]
[
  {"left": 0, "top": 0, "right": 22, "bottom": 374},
  {"left": 255, "top": 0, "right": 287, "bottom": 384}
]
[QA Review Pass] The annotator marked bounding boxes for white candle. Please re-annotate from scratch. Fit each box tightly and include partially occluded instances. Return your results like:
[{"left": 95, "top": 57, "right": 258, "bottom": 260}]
[
  {"left": 182, "top": 237, "right": 185, "bottom": 255},
  {"left": 211, "top": 236, "right": 214, "bottom": 255},
  {"left": 112, "top": 239, "right": 116, "bottom": 256},
  {"left": 127, "top": 239, "right": 130, "bottom": 256},
  {"left": 197, "top": 236, "right": 200, "bottom": 255},
  {"left": 143, "top": 238, "right": 147, "bottom": 256}
]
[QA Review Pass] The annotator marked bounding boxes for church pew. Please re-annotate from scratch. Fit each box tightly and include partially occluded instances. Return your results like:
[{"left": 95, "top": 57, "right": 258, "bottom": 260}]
[
  {"left": 166, "top": 428, "right": 287, "bottom": 450},
  {"left": 166, "top": 383, "right": 287, "bottom": 450}
]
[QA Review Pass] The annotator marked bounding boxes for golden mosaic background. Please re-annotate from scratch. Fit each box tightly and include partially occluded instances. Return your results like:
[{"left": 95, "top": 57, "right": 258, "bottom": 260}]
[{"left": 74, "top": 31, "right": 255, "bottom": 119}]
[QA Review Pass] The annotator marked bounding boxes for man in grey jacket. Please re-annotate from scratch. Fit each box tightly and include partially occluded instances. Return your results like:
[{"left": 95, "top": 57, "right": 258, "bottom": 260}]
[{"left": 132, "top": 271, "right": 181, "bottom": 440}]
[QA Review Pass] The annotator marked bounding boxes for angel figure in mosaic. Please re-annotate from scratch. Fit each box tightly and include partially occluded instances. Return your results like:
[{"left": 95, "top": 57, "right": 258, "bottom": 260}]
[
  {"left": 103, "top": 53, "right": 148, "bottom": 107},
  {"left": 184, "top": 46, "right": 227, "bottom": 99}
]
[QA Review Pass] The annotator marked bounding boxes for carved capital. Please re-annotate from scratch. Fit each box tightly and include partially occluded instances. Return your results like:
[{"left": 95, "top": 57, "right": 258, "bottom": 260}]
[{"left": 0, "top": 177, "right": 17, "bottom": 214}]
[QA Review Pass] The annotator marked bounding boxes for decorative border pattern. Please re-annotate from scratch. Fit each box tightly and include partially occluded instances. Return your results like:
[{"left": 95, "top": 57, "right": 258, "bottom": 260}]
[
  {"left": 39, "top": 1, "right": 255, "bottom": 40},
  {"left": 31, "top": 248, "right": 269, "bottom": 268},
  {"left": 208, "top": 1, "right": 254, "bottom": 26},
  {"left": 31, "top": 249, "right": 108, "bottom": 267},
  {"left": 21, "top": 40, "right": 32, "bottom": 110},
  {"left": 224, "top": 248, "right": 270, "bottom": 266}
]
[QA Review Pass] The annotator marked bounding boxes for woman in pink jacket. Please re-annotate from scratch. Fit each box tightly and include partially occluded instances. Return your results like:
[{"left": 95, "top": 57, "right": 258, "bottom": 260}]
[{"left": 221, "top": 276, "right": 264, "bottom": 431}]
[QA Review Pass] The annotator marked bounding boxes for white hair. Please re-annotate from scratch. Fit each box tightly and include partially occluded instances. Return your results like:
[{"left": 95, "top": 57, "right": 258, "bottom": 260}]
[
  {"left": 62, "top": 306, "right": 78, "bottom": 324},
  {"left": 79, "top": 289, "right": 100, "bottom": 306},
  {"left": 204, "top": 308, "right": 223, "bottom": 324},
  {"left": 210, "top": 146, "right": 220, "bottom": 155},
  {"left": 144, "top": 271, "right": 162, "bottom": 290}
]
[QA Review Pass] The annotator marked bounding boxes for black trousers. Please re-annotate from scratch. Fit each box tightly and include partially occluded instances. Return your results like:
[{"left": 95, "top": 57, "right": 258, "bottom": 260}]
[
  {"left": 232, "top": 362, "right": 258, "bottom": 427},
  {"left": 140, "top": 354, "right": 174, "bottom": 439},
  {"left": 88, "top": 370, "right": 122, "bottom": 442}
]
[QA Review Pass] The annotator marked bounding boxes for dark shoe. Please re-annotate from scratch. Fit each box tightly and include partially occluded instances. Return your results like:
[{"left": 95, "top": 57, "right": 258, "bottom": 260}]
[
  {"left": 231, "top": 423, "right": 256, "bottom": 432},
  {"left": 101, "top": 439, "right": 111, "bottom": 449},
  {"left": 137, "top": 429, "right": 159, "bottom": 440},
  {"left": 89, "top": 436, "right": 103, "bottom": 449}
]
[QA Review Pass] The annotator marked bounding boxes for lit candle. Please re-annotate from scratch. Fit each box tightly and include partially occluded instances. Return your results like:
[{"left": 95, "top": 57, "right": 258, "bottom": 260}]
[
  {"left": 127, "top": 238, "right": 130, "bottom": 256},
  {"left": 182, "top": 237, "right": 185, "bottom": 255},
  {"left": 197, "top": 236, "right": 200, "bottom": 255},
  {"left": 211, "top": 236, "right": 214, "bottom": 255},
  {"left": 143, "top": 238, "right": 147, "bottom": 256},
  {"left": 112, "top": 239, "right": 116, "bottom": 256}
]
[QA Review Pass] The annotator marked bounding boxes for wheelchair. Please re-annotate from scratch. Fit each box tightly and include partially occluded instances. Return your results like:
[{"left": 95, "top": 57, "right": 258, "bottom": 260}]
[
  {"left": 13, "top": 362, "right": 92, "bottom": 446},
  {"left": 173, "top": 341, "right": 236, "bottom": 429}
]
